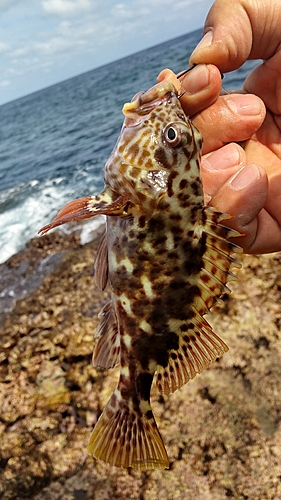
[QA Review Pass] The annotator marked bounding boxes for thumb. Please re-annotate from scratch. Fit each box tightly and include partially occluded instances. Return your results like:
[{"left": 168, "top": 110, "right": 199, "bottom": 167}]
[{"left": 189, "top": 0, "right": 281, "bottom": 72}]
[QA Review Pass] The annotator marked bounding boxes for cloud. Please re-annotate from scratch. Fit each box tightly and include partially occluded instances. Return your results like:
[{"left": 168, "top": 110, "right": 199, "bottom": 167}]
[
  {"left": 3, "top": 0, "right": 204, "bottom": 71},
  {"left": 42, "top": 0, "right": 91, "bottom": 15},
  {"left": 0, "top": 42, "right": 10, "bottom": 53},
  {"left": 29, "top": 0, "right": 204, "bottom": 75},
  {"left": 0, "top": 0, "right": 212, "bottom": 104},
  {"left": 35, "top": 35, "right": 87, "bottom": 56},
  {"left": 0, "top": 0, "right": 20, "bottom": 12},
  {"left": 10, "top": 46, "right": 29, "bottom": 58},
  {"left": 0, "top": 79, "right": 10, "bottom": 87}
]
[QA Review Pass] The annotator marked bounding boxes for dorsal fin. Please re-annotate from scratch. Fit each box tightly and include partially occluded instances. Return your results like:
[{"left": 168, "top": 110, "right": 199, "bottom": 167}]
[
  {"left": 93, "top": 301, "right": 120, "bottom": 369},
  {"left": 94, "top": 231, "right": 108, "bottom": 291},
  {"left": 199, "top": 206, "right": 242, "bottom": 311},
  {"left": 156, "top": 207, "right": 242, "bottom": 395}
]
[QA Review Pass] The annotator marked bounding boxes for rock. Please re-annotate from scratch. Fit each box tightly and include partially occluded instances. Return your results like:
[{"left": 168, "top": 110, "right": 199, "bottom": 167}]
[{"left": 0, "top": 231, "right": 281, "bottom": 499}]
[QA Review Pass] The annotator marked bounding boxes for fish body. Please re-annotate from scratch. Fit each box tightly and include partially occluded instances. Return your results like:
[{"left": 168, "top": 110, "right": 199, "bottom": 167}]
[{"left": 39, "top": 81, "right": 241, "bottom": 470}]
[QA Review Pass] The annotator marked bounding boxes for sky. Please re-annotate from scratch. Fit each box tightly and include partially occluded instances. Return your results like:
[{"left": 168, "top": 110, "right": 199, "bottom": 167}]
[{"left": 0, "top": 0, "right": 214, "bottom": 106}]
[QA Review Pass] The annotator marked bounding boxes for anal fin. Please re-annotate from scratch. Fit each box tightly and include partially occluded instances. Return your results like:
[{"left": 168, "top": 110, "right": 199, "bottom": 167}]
[{"left": 157, "top": 313, "right": 228, "bottom": 395}]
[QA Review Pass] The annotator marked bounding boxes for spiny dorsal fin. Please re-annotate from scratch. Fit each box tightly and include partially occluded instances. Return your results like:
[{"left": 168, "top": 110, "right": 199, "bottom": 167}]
[
  {"left": 88, "top": 388, "right": 169, "bottom": 470},
  {"left": 156, "top": 207, "right": 242, "bottom": 395},
  {"left": 94, "top": 231, "right": 108, "bottom": 291},
  {"left": 199, "top": 206, "right": 242, "bottom": 312},
  {"left": 93, "top": 301, "right": 120, "bottom": 369}
]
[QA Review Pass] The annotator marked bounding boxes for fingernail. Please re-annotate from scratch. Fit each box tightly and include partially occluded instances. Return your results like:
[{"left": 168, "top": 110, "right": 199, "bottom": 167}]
[
  {"left": 231, "top": 165, "right": 261, "bottom": 189},
  {"left": 191, "top": 30, "right": 214, "bottom": 58},
  {"left": 227, "top": 94, "right": 263, "bottom": 116},
  {"left": 181, "top": 64, "right": 210, "bottom": 94},
  {"left": 202, "top": 144, "right": 240, "bottom": 171}
]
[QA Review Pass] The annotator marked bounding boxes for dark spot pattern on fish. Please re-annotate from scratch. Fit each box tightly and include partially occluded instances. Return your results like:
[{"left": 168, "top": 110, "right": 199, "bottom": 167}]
[
  {"left": 135, "top": 330, "right": 179, "bottom": 370},
  {"left": 154, "top": 146, "right": 169, "bottom": 168},
  {"left": 136, "top": 373, "right": 153, "bottom": 401},
  {"left": 138, "top": 215, "right": 146, "bottom": 228}
]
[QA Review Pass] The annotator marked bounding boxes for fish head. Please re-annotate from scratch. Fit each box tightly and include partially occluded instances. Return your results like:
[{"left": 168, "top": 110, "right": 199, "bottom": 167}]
[{"left": 104, "top": 81, "right": 203, "bottom": 209}]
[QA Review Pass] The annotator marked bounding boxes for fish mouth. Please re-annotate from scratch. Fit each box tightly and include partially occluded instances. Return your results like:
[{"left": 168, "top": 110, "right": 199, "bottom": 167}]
[{"left": 122, "top": 81, "right": 177, "bottom": 127}]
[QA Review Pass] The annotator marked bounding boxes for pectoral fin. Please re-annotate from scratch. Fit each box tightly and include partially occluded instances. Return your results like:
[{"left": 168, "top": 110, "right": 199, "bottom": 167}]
[
  {"left": 93, "top": 301, "right": 120, "bottom": 369},
  {"left": 38, "top": 189, "right": 130, "bottom": 235},
  {"left": 94, "top": 231, "right": 108, "bottom": 291}
]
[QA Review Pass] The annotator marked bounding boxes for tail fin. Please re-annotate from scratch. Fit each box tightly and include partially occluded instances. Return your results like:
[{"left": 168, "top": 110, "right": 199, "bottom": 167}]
[{"left": 88, "top": 389, "right": 169, "bottom": 470}]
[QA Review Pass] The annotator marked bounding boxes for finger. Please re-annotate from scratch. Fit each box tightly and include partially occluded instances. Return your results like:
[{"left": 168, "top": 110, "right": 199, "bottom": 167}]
[
  {"left": 240, "top": 122, "right": 281, "bottom": 235},
  {"left": 193, "top": 93, "right": 265, "bottom": 154},
  {"left": 202, "top": 145, "right": 281, "bottom": 253},
  {"left": 179, "top": 64, "right": 222, "bottom": 116},
  {"left": 201, "top": 143, "right": 247, "bottom": 202},
  {"left": 157, "top": 64, "right": 222, "bottom": 116},
  {"left": 243, "top": 122, "right": 281, "bottom": 179},
  {"left": 189, "top": 0, "right": 281, "bottom": 72},
  {"left": 207, "top": 162, "right": 268, "bottom": 253},
  {"left": 244, "top": 52, "right": 281, "bottom": 114},
  {"left": 157, "top": 68, "right": 181, "bottom": 92},
  {"left": 157, "top": 66, "right": 265, "bottom": 151},
  {"left": 250, "top": 209, "right": 281, "bottom": 254}
]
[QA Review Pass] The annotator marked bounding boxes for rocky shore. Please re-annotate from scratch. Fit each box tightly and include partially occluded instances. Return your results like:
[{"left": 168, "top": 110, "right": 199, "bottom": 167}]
[{"left": 1, "top": 226, "right": 281, "bottom": 500}]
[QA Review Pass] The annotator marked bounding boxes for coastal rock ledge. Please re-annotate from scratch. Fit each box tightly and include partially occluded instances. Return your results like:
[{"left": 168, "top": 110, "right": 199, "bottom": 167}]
[{"left": 1, "top": 230, "right": 281, "bottom": 500}]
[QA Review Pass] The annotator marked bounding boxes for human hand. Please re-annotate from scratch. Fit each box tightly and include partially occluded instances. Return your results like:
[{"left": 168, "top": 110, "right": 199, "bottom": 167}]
[
  {"left": 185, "top": 0, "right": 281, "bottom": 254},
  {"left": 157, "top": 64, "right": 267, "bottom": 253}
]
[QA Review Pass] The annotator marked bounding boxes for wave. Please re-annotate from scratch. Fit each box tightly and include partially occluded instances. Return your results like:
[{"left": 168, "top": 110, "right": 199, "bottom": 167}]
[
  {"left": 0, "top": 171, "right": 104, "bottom": 264},
  {"left": 0, "top": 31, "right": 257, "bottom": 266}
]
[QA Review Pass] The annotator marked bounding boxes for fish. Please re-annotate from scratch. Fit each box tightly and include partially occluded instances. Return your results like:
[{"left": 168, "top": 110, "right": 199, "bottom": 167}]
[{"left": 39, "top": 80, "right": 241, "bottom": 470}]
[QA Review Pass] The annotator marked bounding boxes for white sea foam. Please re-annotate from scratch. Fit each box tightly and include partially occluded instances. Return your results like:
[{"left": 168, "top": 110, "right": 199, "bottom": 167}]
[
  {"left": 0, "top": 177, "right": 104, "bottom": 264},
  {"left": 78, "top": 216, "right": 106, "bottom": 245}
]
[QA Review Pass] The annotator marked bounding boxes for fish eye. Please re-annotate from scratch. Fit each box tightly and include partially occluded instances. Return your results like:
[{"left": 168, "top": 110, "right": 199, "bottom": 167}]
[{"left": 163, "top": 124, "right": 182, "bottom": 148}]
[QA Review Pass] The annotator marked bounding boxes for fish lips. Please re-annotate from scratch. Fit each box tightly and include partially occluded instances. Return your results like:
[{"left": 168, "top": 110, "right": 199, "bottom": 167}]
[{"left": 123, "top": 82, "right": 177, "bottom": 127}]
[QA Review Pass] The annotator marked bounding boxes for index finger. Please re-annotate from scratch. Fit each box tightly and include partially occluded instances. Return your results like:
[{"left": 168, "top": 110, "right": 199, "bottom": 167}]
[{"left": 157, "top": 64, "right": 222, "bottom": 117}]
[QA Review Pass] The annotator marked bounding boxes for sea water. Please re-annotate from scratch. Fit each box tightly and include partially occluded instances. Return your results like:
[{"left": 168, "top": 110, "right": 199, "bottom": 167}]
[{"left": 0, "top": 29, "right": 259, "bottom": 264}]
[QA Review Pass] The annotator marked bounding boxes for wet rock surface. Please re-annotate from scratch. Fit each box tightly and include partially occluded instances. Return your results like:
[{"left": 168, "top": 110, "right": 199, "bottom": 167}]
[{"left": 1, "top": 230, "right": 281, "bottom": 499}]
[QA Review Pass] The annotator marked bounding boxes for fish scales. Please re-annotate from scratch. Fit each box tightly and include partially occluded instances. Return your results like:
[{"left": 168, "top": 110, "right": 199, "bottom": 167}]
[{"left": 39, "top": 81, "right": 241, "bottom": 470}]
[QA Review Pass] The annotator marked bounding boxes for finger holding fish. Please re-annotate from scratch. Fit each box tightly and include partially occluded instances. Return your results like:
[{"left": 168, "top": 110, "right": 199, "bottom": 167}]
[
  {"left": 158, "top": 66, "right": 268, "bottom": 253},
  {"left": 157, "top": 63, "right": 222, "bottom": 116},
  {"left": 157, "top": 65, "right": 266, "bottom": 154}
]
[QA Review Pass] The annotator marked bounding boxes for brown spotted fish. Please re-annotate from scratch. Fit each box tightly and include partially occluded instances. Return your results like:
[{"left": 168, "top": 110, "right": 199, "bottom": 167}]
[{"left": 39, "top": 81, "right": 241, "bottom": 470}]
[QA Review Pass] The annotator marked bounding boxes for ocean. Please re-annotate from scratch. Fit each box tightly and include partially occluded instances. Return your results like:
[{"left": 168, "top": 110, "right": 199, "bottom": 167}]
[{"left": 0, "top": 28, "right": 259, "bottom": 264}]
